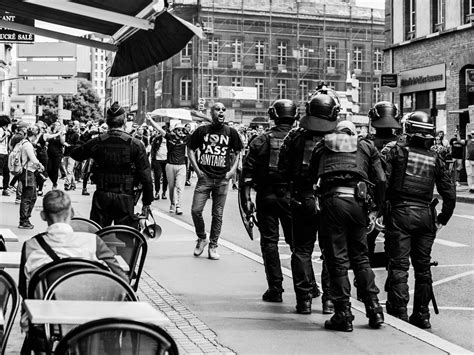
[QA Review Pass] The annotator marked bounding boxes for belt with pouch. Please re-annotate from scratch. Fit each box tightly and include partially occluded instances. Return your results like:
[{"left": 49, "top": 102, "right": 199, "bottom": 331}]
[{"left": 323, "top": 187, "right": 356, "bottom": 198}]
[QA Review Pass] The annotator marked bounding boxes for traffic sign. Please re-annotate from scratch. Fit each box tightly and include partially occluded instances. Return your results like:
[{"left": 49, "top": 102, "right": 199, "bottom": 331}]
[
  {"left": 17, "top": 61, "right": 77, "bottom": 77},
  {"left": 18, "top": 79, "right": 77, "bottom": 95},
  {"left": 18, "top": 42, "right": 76, "bottom": 58}
]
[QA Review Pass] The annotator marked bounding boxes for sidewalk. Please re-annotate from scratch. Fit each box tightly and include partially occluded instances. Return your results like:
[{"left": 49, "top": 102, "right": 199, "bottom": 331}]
[{"left": 1, "top": 189, "right": 472, "bottom": 354}]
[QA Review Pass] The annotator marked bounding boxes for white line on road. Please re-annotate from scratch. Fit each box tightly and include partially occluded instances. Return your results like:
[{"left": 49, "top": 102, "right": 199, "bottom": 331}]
[
  {"left": 376, "top": 235, "right": 468, "bottom": 248},
  {"left": 154, "top": 209, "right": 472, "bottom": 355},
  {"left": 453, "top": 213, "right": 474, "bottom": 220}
]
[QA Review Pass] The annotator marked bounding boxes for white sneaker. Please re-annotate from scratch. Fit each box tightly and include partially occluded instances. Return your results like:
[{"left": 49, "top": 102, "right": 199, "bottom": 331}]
[
  {"left": 169, "top": 204, "right": 175, "bottom": 213},
  {"left": 194, "top": 238, "right": 208, "bottom": 256},
  {"left": 208, "top": 246, "right": 220, "bottom": 260}
]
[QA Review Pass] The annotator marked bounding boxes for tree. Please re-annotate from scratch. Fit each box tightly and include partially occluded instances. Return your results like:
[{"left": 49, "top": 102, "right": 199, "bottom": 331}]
[{"left": 40, "top": 79, "right": 103, "bottom": 125}]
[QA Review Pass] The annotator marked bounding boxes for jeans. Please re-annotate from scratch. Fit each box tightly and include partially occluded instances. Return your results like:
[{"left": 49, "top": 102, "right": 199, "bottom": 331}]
[
  {"left": 19, "top": 170, "right": 37, "bottom": 224},
  {"left": 165, "top": 163, "right": 186, "bottom": 208},
  {"left": 191, "top": 175, "right": 229, "bottom": 248},
  {"left": 0, "top": 153, "right": 10, "bottom": 189},
  {"left": 47, "top": 154, "right": 62, "bottom": 186},
  {"left": 152, "top": 160, "right": 167, "bottom": 194},
  {"left": 63, "top": 156, "right": 76, "bottom": 187}
]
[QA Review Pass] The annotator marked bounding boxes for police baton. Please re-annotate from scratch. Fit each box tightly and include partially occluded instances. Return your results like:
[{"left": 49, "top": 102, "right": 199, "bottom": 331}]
[{"left": 430, "top": 260, "right": 439, "bottom": 314}]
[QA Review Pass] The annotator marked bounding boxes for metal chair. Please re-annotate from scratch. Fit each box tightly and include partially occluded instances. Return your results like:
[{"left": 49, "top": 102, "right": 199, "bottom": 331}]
[
  {"left": 27, "top": 258, "right": 109, "bottom": 300},
  {"left": 70, "top": 217, "right": 102, "bottom": 234},
  {"left": 96, "top": 225, "right": 148, "bottom": 291},
  {"left": 0, "top": 270, "right": 20, "bottom": 355},
  {"left": 54, "top": 317, "right": 179, "bottom": 355},
  {"left": 0, "top": 235, "right": 6, "bottom": 252}
]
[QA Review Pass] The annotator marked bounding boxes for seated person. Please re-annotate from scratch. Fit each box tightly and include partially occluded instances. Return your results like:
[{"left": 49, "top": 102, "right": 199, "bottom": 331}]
[{"left": 19, "top": 189, "right": 127, "bottom": 300}]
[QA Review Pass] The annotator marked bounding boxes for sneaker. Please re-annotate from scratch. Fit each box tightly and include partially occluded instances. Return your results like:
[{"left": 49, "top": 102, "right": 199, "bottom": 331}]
[
  {"left": 2, "top": 190, "right": 10, "bottom": 196},
  {"left": 82, "top": 189, "right": 90, "bottom": 196},
  {"left": 194, "top": 238, "right": 208, "bottom": 256},
  {"left": 154, "top": 193, "right": 160, "bottom": 200},
  {"left": 161, "top": 193, "right": 167, "bottom": 200},
  {"left": 262, "top": 288, "right": 283, "bottom": 303},
  {"left": 18, "top": 221, "right": 34, "bottom": 229},
  {"left": 169, "top": 204, "right": 175, "bottom": 213},
  {"left": 208, "top": 246, "right": 220, "bottom": 260},
  {"left": 175, "top": 207, "right": 183, "bottom": 215},
  {"left": 185, "top": 180, "right": 191, "bottom": 186},
  {"left": 37, "top": 191, "right": 43, "bottom": 197},
  {"left": 64, "top": 184, "right": 70, "bottom": 191}
]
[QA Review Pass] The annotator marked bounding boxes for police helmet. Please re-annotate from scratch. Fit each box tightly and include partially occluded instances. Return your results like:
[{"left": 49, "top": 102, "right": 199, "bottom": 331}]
[
  {"left": 368, "top": 101, "right": 401, "bottom": 129},
  {"left": 300, "top": 89, "right": 341, "bottom": 132},
  {"left": 267, "top": 99, "right": 298, "bottom": 121},
  {"left": 404, "top": 111, "right": 435, "bottom": 137}
]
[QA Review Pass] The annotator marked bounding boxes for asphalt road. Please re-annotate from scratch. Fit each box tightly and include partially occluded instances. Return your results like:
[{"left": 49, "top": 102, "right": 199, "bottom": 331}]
[{"left": 154, "top": 179, "right": 474, "bottom": 352}]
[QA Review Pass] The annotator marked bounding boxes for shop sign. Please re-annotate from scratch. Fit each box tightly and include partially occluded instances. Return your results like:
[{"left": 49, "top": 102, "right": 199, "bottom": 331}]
[
  {"left": 400, "top": 64, "right": 445, "bottom": 94},
  {"left": 0, "top": 12, "right": 35, "bottom": 43}
]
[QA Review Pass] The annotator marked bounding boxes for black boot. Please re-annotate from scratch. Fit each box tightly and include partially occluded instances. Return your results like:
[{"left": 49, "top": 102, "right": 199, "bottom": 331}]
[
  {"left": 325, "top": 303, "right": 354, "bottom": 332},
  {"left": 262, "top": 287, "right": 283, "bottom": 303},
  {"left": 296, "top": 298, "right": 312, "bottom": 314},
  {"left": 310, "top": 282, "right": 321, "bottom": 298},
  {"left": 365, "top": 298, "right": 384, "bottom": 329},
  {"left": 322, "top": 299, "right": 335, "bottom": 314},
  {"left": 409, "top": 307, "right": 431, "bottom": 329},
  {"left": 386, "top": 301, "right": 408, "bottom": 322}
]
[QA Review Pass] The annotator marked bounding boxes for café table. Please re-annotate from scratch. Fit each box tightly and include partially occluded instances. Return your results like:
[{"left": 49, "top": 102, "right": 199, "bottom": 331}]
[
  {"left": 0, "top": 251, "right": 21, "bottom": 268},
  {"left": 0, "top": 229, "right": 20, "bottom": 242},
  {"left": 24, "top": 300, "right": 171, "bottom": 326}
]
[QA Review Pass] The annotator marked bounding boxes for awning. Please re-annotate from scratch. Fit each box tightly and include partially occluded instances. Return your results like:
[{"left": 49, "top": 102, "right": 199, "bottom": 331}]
[{"left": 0, "top": 0, "right": 204, "bottom": 77}]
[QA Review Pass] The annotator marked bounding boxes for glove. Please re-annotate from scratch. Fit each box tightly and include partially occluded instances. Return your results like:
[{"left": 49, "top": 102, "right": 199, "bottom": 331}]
[{"left": 141, "top": 205, "right": 151, "bottom": 218}]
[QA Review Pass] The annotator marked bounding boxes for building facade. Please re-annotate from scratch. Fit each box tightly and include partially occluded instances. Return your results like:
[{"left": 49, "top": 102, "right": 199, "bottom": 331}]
[
  {"left": 124, "top": 0, "right": 385, "bottom": 125},
  {"left": 384, "top": 0, "right": 474, "bottom": 137}
]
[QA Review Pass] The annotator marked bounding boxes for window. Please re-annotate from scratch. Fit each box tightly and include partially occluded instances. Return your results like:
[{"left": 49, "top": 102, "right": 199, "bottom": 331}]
[
  {"left": 373, "top": 48, "right": 383, "bottom": 71},
  {"left": 327, "top": 45, "right": 337, "bottom": 68},
  {"left": 180, "top": 77, "right": 192, "bottom": 101},
  {"left": 432, "top": 0, "right": 445, "bottom": 31},
  {"left": 299, "top": 43, "right": 310, "bottom": 67},
  {"left": 404, "top": 0, "right": 416, "bottom": 39},
  {"left": 277, "top": 79, "right": 287, "bottom": 99},
  {"left": 208, "top": 76, "right": 218, "bottom": 98},
  {"left": 463, "top": 0, "right": 474, "bottom": 23},
  {"left": 231, "top": 77, "right": 241, "bottom": 87},
  {"left": 255, "top": 40, "right": 265, "bottom": 64},
  {"left": 300, "top": 80, "right": 309, "bottom": 102},
  {"left": 208, "top": 38, "right": 218, "bottom": 62},
  {"left": 181, "top": 42, "right": 193, "bottom": 63},
  {"left": 373, "top": 83, "right": 380, "bottom": 103},
  {"left": 232, "top": 39, "right": 242, "bottom": 63},
  {"left": 255, "top": 78, "right": 264, "bottom": 101},
  {"left": 353, "top": 46, "right": 363, "bottom": 71},
  {"left": 277, "top": 41, "right": 287, "bottom": 66}
]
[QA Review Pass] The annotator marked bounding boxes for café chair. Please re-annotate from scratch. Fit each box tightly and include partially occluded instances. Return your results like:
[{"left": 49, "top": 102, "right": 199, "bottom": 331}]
[
  {"left": 96, "top": 225, "right": 148, "bottom": 291},
  {"left": 0, "top": 270, "right": 20, "bottom": 355},
  {"left": 43, "top": 269, "right": 138, "bottom": 352},
  {"left": 54, "top": 317, "right": 179, "bottom": 355},
  {"left": 70, "top": 217, "right": 102, "bottom": 234},
  {"left": 27, "top": 258, "right": 110, "bottom": 300},
  {"left": 0, "top": 235, "right": 6, "bottom": 252}
]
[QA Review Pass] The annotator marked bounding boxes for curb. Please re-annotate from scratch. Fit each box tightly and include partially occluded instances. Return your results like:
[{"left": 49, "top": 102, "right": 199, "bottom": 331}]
[{"left": 434, "top": 193, "right": 474, "bottom": 204}]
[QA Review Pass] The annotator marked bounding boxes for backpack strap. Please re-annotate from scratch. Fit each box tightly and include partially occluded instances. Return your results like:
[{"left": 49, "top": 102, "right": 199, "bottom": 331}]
[{"left": 35, "top": 233, "right": 60, "bottom": 261}]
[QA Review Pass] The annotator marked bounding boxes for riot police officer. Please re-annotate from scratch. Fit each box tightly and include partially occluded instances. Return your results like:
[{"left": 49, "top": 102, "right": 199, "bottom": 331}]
[
  {"left": 309, "top": 120, "right": 386, "bottom": 332},
  {"left": 70, "top": 102, "right": 154, "bottom": 228},
  {"left": 278, "top": 91, "right": 337, "bottom": 315},
  {"left": 384, "top": 111, "right": 455, "bottom": 328},
  {"left": 366, "top": 101, "right": 401, "bottom": 264},
  {"left": 241, "top": 99, "right": 298, "bottom": 303}
]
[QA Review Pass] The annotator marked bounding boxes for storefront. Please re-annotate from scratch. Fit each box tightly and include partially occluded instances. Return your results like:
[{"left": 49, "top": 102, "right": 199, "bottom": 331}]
[{"left": 399, "top": 63, "right": 447, "bottom": 133}]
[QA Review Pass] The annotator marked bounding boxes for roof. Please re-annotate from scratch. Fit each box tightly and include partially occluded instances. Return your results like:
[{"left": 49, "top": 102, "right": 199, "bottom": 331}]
[{"left": 0, "top": 0, "right": 203, "bottom": 77}]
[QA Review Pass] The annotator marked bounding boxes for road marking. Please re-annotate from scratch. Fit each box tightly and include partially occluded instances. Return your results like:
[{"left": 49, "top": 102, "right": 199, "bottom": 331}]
[
  {"left": 453, "top": 213, "right": 474, "bottom": 220},
  {"left": 376, "top": 235, "right": 468, "bottom": 248},
  {"left": 154, "top": 209, "right": 472, "bottom": 355}
]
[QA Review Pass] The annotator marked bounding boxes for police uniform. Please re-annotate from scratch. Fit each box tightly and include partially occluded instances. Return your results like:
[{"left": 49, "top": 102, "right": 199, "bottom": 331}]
[
  {"left": 71, "top": 126, "right": 153, "bottom": 228},
  {"left": 309, "top": 120, "right": 386, "bottom": 331},
  {"left": 278, "top": 92, "right": 341, "bottom": 315},
  {"left": 241, "top": 99, "right": 297, "bottom": 302},
  {"left": 384, "top": 111, "right": 455, "bottom": 328}
]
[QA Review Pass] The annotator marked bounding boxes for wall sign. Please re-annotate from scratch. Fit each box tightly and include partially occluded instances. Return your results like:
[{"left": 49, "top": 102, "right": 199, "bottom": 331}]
[{"left": 400, "top": 64, "right": 446, "bottom": 94}]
